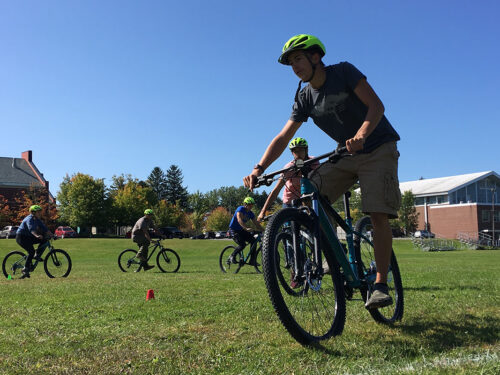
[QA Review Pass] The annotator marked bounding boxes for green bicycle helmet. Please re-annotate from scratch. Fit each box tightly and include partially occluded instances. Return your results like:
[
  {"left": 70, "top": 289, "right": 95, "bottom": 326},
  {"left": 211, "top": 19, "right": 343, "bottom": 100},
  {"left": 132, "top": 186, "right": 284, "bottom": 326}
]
[
  {"left": 243, "top": 197, "right": 255, "bottom": 205},
  {"left": 30, "top": 205, "right": 42, "bottom": 212},
  {"left": 289, "top": 137, "right": 308, "bottom": 149},
  {"left": 144, "top": 209, "right": 154, "bottom": 215},
  {"left": 278, "top": 34, "right": 326, "bottom": 65}
]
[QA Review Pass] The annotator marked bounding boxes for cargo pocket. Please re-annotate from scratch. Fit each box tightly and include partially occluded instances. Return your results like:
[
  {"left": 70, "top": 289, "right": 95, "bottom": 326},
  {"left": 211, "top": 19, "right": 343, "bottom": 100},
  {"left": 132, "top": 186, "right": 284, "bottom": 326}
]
[{"left": 384, "top": 173, "right": 401, "bottom": 210}]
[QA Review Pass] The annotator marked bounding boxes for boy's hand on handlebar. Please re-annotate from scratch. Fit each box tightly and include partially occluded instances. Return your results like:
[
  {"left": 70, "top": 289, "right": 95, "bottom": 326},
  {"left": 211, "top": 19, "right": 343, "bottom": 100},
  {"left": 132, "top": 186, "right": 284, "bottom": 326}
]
[
  {"left": 243, "top": 170, "right": 262, "bottom": 191},
  {"left": 345, "top": 137, "right": 365, "bottom": 153}
]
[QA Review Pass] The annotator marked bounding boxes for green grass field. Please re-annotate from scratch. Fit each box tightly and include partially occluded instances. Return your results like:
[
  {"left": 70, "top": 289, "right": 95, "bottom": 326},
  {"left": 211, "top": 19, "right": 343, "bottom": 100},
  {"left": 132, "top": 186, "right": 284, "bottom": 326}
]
[{"left": 0, "top": 238, "right": 498, "bottom": 374}]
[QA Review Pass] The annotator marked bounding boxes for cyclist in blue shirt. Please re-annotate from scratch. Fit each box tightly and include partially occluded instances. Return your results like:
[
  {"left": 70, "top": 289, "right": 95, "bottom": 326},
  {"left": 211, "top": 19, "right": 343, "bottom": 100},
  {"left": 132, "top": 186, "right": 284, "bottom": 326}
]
[
  {"left": 228, "top": 197, "right": 264, "bottom": 265},
  {"left": 16, "top": 205, "right": 53, "bottom": 278}
]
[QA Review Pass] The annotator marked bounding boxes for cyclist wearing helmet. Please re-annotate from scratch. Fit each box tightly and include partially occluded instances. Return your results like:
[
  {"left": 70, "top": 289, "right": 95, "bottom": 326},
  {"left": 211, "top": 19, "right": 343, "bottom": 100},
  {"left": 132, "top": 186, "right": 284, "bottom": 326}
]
[
  {"left": 244, "top": 34, "right": 401, "bottom": 309},
  {"left": 257, "top": 137, "right": 319, "bottom": 221},
  {"left": 131, "top": 209, "right": 163, "bottom": 271},
  {"left": 16, "top": 205, "right": 53, "bottom": 278},
  {"left": 227, "top": 197, "right": 264, "bottom": 265}
]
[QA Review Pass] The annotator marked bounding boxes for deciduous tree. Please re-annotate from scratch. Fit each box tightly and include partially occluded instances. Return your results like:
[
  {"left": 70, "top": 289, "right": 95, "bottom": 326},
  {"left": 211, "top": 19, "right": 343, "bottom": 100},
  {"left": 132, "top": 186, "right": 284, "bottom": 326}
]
[
  {"left": 57, "top": 173, "right": 109, "bottom": 229},
  {"left": 205, "top": 207, "right": 232, "bottom": 231}
]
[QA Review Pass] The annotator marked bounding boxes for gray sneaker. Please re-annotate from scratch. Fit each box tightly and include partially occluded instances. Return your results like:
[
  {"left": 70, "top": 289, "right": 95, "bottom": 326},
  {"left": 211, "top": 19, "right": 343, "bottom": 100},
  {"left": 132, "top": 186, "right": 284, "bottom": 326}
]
[{"left": 365, "top": 285, "right": 393, "bottom": 309}]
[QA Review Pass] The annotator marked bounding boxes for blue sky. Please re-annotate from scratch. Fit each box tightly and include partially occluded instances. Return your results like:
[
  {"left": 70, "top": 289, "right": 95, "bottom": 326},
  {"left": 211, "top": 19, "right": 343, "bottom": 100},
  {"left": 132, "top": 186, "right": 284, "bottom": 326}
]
[{"left": 1, "top": 1, "right": 499, "bottom": 198}]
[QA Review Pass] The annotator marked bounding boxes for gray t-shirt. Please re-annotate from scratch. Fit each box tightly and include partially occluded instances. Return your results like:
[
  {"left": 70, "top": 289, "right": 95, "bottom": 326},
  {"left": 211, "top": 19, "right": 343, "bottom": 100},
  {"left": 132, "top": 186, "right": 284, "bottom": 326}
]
[
  {"left": 131, "top": 216, "right": 156, "bottom": 239},
  {"left": 290, "top": 62, "right": 400, "bottom": 153}
]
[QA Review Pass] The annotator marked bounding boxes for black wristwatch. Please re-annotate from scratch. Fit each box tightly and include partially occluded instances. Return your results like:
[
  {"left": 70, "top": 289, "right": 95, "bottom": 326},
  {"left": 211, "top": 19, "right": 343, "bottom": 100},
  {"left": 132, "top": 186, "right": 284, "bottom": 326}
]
[{"left": 253, "top": 164, "right": 264, "bottom": 172}]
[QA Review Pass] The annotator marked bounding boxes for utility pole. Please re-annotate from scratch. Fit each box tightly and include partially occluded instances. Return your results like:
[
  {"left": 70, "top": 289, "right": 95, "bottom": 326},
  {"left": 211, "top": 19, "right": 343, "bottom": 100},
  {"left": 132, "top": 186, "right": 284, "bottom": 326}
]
[{"left": 492, "top": 187, "right": 497, "bottom": 246}]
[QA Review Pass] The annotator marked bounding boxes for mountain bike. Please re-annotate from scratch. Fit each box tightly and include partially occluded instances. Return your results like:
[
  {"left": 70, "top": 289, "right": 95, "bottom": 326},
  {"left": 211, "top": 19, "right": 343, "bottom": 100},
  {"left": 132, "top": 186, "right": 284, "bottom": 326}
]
[
  {"left": 219, "top": 232, "right": 263, "bottom": 274},
  {"left": 2, "top": 237, "right": 72, "bottom": 279},
  {"left": 255, "top": 147, "right": 404, "bottom": 344},
  {"left": 118, "top": 239, "right": 180, "bottom": 273}
]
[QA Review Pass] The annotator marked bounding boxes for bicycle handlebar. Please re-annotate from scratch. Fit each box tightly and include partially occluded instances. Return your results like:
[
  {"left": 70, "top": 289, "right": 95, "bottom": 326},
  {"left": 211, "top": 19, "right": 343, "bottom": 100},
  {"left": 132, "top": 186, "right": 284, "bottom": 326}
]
[{"left": 255, "top": 147, "right": 350, "bottom": 188}]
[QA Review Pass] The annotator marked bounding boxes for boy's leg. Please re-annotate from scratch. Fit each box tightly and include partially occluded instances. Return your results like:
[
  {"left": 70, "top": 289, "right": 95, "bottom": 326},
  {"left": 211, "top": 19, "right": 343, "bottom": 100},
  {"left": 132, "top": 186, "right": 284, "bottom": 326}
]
[
  {"left": 370, "top": 212, "right": 392, "bottom": 284},
  {"left": 34, "top": 239, "right": 48, "bottom": 261},
  {"left": 16, "top": 235, "right": 35, "bottom": 275},
  {"left": 357, "top": 142, "right": 401, "bottom": 308},
  {"left": 230, "top": 231, "right": 246, "bottom": 263}
]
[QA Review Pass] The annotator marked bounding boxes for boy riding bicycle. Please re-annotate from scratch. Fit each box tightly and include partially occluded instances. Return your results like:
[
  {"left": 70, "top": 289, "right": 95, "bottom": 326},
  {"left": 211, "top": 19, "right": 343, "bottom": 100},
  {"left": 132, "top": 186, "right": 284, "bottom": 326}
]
[
  {"left": 228, "top": 197, "right": 264, "bottom": 266},
  {"left": 131, "top": 209, "right": 164, "bottom": 271},
  {"left": 244, "top": 34, "right": 401, "bottom": 309},
  {"left": 15, "top": 205, "right": 53, "bottom": 279},
  {"left": 257, "top": 137, "right": 319, "bottom": 221}
]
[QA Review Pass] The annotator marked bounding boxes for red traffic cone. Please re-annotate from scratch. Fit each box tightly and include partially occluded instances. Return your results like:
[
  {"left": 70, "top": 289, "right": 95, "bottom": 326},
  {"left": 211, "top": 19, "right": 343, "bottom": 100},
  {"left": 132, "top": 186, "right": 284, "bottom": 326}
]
[{"left": 146, "top": 289, "right": 155, "bottom": 301}]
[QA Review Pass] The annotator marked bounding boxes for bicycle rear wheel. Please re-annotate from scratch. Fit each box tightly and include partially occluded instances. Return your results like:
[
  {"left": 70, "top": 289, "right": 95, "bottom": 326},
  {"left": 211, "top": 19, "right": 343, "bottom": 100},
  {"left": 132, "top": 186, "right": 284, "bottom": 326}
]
[
  {"left": 219, "top": 245, "right": 241, "bottom": 273},
  {"left": 2, "top": 251, "right": 26, "bottom": 279},
  {"left": 354, "top": 216, "right": 404, "bottom": 323},
  {"left": 262, "top": 207, "right": 346, "bottom": 344},
  {"left": 118, "top": 249, "right": 141, "bottom": 272},
  {"left": 156, "top": 248, "right": 181, "bottom": 273},
  {"left": 44, "top": 249, "right": 72, "bottom": 278}
]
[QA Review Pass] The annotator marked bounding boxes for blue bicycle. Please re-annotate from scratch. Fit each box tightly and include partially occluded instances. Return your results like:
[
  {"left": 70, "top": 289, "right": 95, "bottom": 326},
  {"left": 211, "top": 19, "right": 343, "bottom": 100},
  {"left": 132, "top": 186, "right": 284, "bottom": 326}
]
[{"left": 256, "top": 147, "right": 404, "bottom": 344}]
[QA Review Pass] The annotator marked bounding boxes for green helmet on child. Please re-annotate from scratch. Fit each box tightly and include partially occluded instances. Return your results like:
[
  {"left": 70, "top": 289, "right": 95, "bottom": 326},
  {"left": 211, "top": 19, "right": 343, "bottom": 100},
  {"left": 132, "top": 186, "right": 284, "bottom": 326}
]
[
  {"left": 289, "top": 137, "right": 308, "bottom": 149},
  {"left": 144, "top": 209, "right": 154, "bottom": 215},
  {"left": 243, "top": 197, "right": 255, "bottom": 205},
  {"left": 30, "top": 205, "right": 42, "bottom": 212}
]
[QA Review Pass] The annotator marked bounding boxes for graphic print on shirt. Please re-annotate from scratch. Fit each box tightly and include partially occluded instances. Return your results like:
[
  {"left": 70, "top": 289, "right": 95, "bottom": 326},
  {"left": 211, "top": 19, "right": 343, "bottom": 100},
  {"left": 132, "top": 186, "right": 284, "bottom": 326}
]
[{"left": 311, "top": 92, "right": 349, "bottom": 124}]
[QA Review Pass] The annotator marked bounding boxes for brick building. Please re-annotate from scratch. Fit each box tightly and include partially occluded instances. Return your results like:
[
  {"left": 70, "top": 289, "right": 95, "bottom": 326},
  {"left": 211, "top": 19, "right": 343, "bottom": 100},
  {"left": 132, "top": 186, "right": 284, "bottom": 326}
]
[
  {"left": 399, "top": 171, "right": 499, "bottom": 240},
  {"left": 0, "top": 150, "right": 54, "bottom": 206}
]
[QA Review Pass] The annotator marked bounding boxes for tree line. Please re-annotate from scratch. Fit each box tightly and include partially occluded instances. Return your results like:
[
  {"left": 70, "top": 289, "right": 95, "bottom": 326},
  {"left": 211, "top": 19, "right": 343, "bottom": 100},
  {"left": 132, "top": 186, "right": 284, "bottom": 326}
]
[
  {"left": 1, "top": 165, "right": 418, "bottom": 236},
  {"left": 47, "top": 165, "right": 271, "bottom": 235}
]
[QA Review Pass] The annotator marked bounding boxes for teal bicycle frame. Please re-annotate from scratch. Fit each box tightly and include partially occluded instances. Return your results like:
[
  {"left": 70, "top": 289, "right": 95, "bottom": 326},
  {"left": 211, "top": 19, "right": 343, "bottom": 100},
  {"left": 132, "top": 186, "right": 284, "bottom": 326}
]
[{"left": 300, "top": 178, "right": 372, "bottom": 288}]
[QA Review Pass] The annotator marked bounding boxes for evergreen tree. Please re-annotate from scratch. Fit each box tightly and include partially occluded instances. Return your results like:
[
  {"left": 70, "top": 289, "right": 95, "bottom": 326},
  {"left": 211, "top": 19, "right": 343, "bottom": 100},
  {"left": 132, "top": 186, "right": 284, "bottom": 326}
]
[
  {"left": 147, "top": 167, "right": 168, "bottom": 201},
  {"left": 396, "top": 190, "right": 419, "bottom": 235},
  {"left": 165, "top": 165, "right": 188, "bottom": 208}
]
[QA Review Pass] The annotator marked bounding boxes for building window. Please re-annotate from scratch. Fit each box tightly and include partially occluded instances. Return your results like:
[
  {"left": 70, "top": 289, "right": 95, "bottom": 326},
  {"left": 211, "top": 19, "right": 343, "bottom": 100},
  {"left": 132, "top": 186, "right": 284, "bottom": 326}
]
[
  {"left": 428, "top": 196, "right": 437, "bottom": 204},
  {"left": 495, "top": 211, "right": 500, "bottom": 223},
  {"left": 482, "top": 211, "right": 490, "bottom": 222},
  {"left": 449, "top": 192, "right": 456, "bottom": 204},
  {"left": 456, "top": 187, "right": 466, "bottom": 203},
  {"left": 436, "top": 195, "right": 448, "bottom": 204},
  {"left": 466, "top": 183, "right": 477, "bottom": 202},
  {"left": 415, "top": 197, "right": 425, "bottom": 206}
]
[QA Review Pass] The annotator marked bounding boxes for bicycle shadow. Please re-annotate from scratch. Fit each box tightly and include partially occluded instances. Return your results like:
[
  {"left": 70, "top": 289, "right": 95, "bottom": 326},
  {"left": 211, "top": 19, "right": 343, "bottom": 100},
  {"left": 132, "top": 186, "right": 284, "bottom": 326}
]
[
  {"left": 305, "top": 314, "right": 499, "bottom": 356},
  {"left": 396, "top": 314, "right": 499, "bottom": 353}
]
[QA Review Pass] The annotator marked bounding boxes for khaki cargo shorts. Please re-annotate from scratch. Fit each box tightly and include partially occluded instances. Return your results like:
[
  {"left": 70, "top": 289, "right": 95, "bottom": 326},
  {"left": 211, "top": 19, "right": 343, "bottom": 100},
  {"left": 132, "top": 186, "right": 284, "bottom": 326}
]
[{"left": 309, "top": 141, "right": 401, "bottom": 219}]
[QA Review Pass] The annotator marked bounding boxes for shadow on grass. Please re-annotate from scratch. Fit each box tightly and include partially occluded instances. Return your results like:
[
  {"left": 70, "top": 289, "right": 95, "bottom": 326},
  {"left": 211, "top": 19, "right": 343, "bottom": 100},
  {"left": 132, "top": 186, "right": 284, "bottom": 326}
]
[{"left": 398, "top": 313, "right": 499, "bottom": 353}]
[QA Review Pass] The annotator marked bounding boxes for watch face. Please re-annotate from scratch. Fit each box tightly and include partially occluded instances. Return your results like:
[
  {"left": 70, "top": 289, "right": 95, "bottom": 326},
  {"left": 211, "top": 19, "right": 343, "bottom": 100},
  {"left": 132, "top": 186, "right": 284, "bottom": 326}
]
[{"left": 294, "top": 159, "right": 304, "bottom": 168}]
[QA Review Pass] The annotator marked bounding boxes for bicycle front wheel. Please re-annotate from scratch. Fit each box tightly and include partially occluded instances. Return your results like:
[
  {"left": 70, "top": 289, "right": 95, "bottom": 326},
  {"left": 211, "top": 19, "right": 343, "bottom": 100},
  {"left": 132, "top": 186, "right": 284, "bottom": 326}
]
[
  {"left": 253, "top": 245, "right": 263, "bottom": 274},
  {"left": 2, "top": 251, "right": 26, "bottom": 279},
  {"left": 118, "top": 249, "right": 141, "bottom": 272},
  {"left": 156, "top": 248, "right": 180, "bottom": 273},
  {"left": 354, "top": 216, "right": 404, "bottom": 323},
  {"left": 262, "top": 207, "right": 346, "bottom": 344},
  {"left": 44, "top": 249, "right": 72, "bottom": 278}
]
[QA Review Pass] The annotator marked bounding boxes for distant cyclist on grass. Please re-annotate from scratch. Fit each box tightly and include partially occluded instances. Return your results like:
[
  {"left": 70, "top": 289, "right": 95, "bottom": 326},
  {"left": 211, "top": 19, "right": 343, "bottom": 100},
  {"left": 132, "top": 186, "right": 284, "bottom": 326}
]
[
  {"left": 15, "top": 205, "right": 53, "bottom": 279},
  {"left": 243, "top": 34, "right": 401, "bottom": 309},
  {"left": 257, "top": 137, "right": 319, "bottom": 221},
  {"left": 228, "top": 197, "right": 264, "bottom": 266},
  {"left": 131, "top": 209, "right": 164, "bottom": 271}
]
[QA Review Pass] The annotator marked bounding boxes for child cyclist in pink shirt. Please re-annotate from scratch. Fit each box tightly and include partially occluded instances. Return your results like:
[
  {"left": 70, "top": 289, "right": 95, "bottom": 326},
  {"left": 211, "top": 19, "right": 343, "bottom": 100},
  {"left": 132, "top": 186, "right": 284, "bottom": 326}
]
[{"left": 257, "top": 137, "right": 319, "bottom": 221}]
